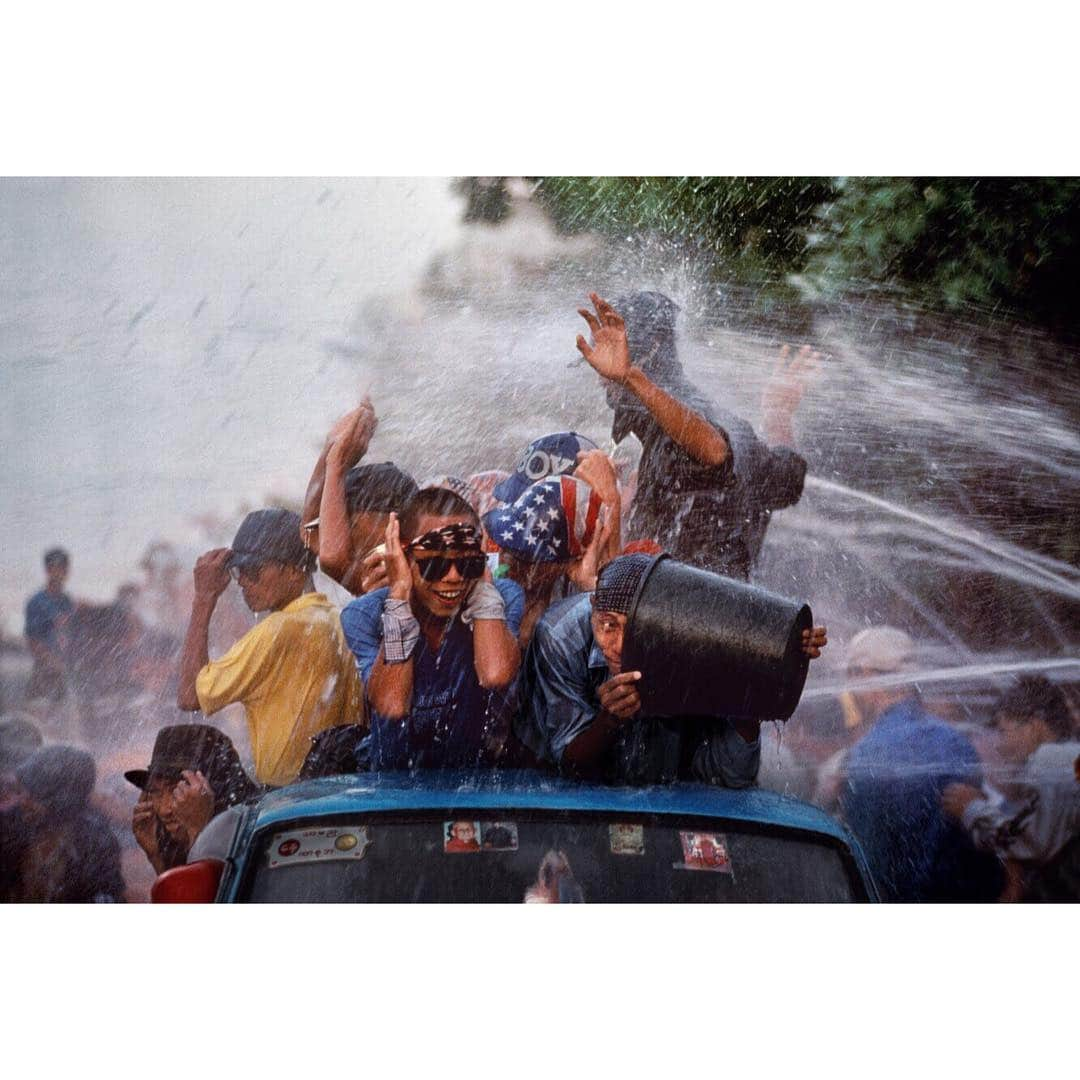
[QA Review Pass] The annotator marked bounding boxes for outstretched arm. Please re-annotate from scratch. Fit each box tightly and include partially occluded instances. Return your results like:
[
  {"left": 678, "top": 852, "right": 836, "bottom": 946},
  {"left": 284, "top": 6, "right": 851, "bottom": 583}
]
[
  {"left": 301, "top": 399, "right": 378, "bottom": 569},
  {"left": 577, "top": 293, "right": 729, "bottom": 468}
]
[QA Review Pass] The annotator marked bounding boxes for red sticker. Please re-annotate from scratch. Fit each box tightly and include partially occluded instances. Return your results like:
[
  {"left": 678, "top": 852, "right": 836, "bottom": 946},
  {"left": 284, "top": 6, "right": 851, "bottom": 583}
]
[{"left": 675, "top": 831, "right": 732, "bottom": 873}]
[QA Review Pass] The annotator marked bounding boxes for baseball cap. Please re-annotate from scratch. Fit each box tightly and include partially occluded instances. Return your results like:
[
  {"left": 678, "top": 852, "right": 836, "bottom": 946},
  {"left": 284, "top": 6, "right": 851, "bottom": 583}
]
[
  {"left": 846, "top": 627, "right": 915, "bottom": 675},
  {"left": 493, "top": 432, "right": 599, "bottom": 505},
  {"left": 228, "top": 508, "right": 311, "bottom": 572}
]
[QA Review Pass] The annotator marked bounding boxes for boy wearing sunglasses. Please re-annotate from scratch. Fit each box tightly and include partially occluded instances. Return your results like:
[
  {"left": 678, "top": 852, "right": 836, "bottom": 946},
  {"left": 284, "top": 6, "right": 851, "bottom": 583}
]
[{"left": 341, "top": 487, "right": 524, "bottom": 771}]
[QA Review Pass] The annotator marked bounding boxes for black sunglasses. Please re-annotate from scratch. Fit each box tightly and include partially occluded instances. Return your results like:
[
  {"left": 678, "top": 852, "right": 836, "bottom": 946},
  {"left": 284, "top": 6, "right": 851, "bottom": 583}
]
[{"left": 413, "top": 554, "right": 487, "bottom": 582}]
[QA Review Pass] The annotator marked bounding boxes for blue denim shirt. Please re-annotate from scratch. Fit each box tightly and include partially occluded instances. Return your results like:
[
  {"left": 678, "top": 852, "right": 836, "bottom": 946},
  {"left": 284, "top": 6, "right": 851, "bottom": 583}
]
[
  {"left": 515, "top": 594, "right": 760, "bottom": 788},
  {"left": 341, "top": 581, "right": 523, "bottom": 771},
  {"left": 25, "top": 589, "right": 73, "bottom": 647}
]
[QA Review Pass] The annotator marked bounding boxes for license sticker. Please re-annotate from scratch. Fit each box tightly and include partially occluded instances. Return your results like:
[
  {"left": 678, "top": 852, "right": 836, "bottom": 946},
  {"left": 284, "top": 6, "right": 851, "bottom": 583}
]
[
  {"left": 675, "top": 831, "right": 733, "bottom": 874},
  {"left": 444, "top": 820, "right": 482, "bottom": 853},
  {"left": 480, "top": 821, "right": 519, "bottom": 851},
  {"left": 609, "top": 823, "right": 645, "bottom": 856},
  {"left": 268, "top": 826, "right": 371, "bottom": 869}
]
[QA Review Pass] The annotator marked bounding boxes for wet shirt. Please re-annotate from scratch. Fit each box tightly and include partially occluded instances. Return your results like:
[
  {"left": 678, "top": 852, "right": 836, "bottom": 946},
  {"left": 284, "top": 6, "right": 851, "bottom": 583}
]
[
  {"left": 24, "top": 589, "right": 73, "bottom": 647},
  {"left": 515, "top": 594, "right": 760, "bottom": 788},
  {"left": 626, "top": 391, "right": 806, "bottom": 581},
  {"left": 195, "top": 592, "right": 365, "bottom": 788},
  {"left": 341, "top": 581, "right": 524, "bottom": 771},
  {"left": 840, "top": 697, "right": 1002, "bottom": 902}
]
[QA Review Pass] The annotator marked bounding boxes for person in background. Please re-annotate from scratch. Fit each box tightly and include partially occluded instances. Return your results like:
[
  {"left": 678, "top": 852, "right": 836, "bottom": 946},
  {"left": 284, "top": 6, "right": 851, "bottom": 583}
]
[
  {"left": 126, "top": 723, "right": 257, "bottom": 875},
  {"left": 516, "top": 554, "right": 827, "bottom": 787},
  {"left": 341, "top": 487, "right": 523, "bottom": 771},
  {"left": 483, "top": 475, "right": 613, "bottom": 647},
  {"left": 176, "top": 508, "right": 365, "bottom": 788},
  {"left": 24, "top": 548, "right": 75, "bottom": 702},
  {"left": 837, "top": 626, "right": 1003, "bottom": 902},
  {"left": 1, "top": 745, "right": 125, "bottom": 903},
  {"left": 575, "top": 292, "right": 816, "bottom": 581},
  {"left": 300, "top": 398, "right": 419, "bottom": 596},
  {"left": 942, "top": 676, "right": 1079, "bottom": 901},
  {"left": 0, "top": 716, "right": 43, "bottom": 778}
]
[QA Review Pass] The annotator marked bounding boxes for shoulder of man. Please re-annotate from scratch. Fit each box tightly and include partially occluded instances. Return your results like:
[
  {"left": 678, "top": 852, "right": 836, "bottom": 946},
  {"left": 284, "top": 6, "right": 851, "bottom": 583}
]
[{"left": 340, "top": 587, "right": 390, "bottom": 637}]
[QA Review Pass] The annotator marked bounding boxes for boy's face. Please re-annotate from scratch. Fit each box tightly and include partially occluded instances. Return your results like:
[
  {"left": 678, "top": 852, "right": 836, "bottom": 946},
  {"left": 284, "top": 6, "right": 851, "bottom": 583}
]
[
  {"left": 452, "top": 821, "right": 475, "bottom": 844},
  {"left": 994, "top": 712, "right": 1045, "bottom": 764},
  {"left": 236, "top": 560, "right": 303, "bottom": 613},
  {"left": 407, "top": 514, "right": 481, "bottom": 619},
  {"left": 46, "top": 560, "right": 69, "bottom": 589}
]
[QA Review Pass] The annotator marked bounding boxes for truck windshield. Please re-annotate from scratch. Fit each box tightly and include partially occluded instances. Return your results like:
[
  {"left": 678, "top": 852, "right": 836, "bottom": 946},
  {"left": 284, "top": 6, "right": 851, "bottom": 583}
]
[{"left": 239, "top": 811, "right": 864, "bottom": 902}]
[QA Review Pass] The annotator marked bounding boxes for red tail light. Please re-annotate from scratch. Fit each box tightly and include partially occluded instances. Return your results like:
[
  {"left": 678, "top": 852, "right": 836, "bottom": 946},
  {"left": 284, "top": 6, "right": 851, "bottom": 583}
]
[{"left": 151, "top": 859, "right": 225, "bottom": 903}]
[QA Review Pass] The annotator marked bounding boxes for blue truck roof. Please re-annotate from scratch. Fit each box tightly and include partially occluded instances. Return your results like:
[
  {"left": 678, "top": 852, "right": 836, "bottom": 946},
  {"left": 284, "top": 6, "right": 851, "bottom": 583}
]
[{"left": 251, "top": 769, "right": 855, "bottom": 845}]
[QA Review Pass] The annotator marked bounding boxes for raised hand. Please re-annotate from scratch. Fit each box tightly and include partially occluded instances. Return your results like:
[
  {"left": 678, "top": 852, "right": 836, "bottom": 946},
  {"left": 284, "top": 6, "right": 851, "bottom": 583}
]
[
  {"left": 801, "top": 625, "right": 828, "bottom": 659},
  {"left": 193, "top": 548, "right": 232, "bottom": 601},
  {"left": 576, "top": 293, "right": 633, "bottom": 384},
  {"left": 173, "top": 769, "right": 216, "bottom": 844},
  {"left": 762, "top": 344, "right": 823, "bottom": 445},
  {"left": 326, "top": 397, "right": 378, "bottom": 469},
  {"left": 384, "top": 513, "right": 413, "bottom": 602},
  {"left": 358, "top": 545, "right": 390, "bottom": 595},
  {"left": 573, "top": 449, "right": 620, "bottom": 506},
  {"left": 132, "top": 795, "right": 159, "bottom": 859},
  {"left": 567, "top": 511, "right": 614, "bottom": 593},
  {"left": 597, "top": 670, "right": 643, "bottom": 720},
  {"left": 942, "top": 782, "right": 983, "bottom": 819}
]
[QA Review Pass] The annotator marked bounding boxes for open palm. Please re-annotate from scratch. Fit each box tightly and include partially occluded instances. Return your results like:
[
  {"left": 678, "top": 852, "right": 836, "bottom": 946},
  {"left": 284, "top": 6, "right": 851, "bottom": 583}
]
[{"left": 576, "top": 293, "right": 632, "bottom": 383}]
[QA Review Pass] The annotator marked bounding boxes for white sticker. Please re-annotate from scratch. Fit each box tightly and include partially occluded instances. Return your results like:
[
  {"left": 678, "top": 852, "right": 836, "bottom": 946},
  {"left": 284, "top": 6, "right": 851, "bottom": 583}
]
[{"left": 268, "top": 826, "right": 371, "bottom": 869}]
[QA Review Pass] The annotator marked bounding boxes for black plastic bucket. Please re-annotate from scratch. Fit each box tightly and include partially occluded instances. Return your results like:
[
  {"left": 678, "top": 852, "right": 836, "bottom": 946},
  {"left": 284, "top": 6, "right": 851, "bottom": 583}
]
[{"left": 621, "top": 555, "right": 813, "bottom": 720}]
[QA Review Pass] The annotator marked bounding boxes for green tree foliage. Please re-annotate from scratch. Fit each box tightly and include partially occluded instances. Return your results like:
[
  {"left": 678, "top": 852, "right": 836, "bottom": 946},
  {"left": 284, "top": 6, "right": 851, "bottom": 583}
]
[
  {"left": 805, "top": 178, "right": 1080, "bottom": 330},
  {"left": 533, "top": 176, "right": 834, "bottom": 281},
  {"left": 509, "top": 176, "right": 1080, "bottom": 331}
]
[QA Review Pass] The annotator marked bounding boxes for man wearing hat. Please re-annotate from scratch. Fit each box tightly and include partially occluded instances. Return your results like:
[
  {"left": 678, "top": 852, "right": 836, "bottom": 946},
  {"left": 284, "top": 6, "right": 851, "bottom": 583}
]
[
  {"left": 176, "top": 508, "right": 365, "bottom": 788},
  {"left": 125, "top": 724, "right": 256, "bottom": 873},
  {"left": 836, "top": 626, "right": 1002, "bottom": 902},
  {"left": 575, "top": 292, "right": 814, "bottom": 581},
  {"left": 516, "top": 555, "right": 761, "bottom": 787}
]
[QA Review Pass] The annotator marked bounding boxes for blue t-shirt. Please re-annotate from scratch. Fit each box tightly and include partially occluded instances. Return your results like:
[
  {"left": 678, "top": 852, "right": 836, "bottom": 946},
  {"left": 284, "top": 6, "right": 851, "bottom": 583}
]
[
  {"left": 341, "top": 580, "right": 524, "bottom": 771},
  {"left": 25, "top": 589, "right": 73, "bottom": 647},
  {"left": 840, "top": 697, "right": 1002, "bottom": 902}
]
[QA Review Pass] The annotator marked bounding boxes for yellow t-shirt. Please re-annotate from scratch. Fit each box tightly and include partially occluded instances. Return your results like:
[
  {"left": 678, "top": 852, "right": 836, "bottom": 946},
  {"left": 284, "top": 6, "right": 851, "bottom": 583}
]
[{"left": 196, "top": 592, "right": 365, "bottom": 787}]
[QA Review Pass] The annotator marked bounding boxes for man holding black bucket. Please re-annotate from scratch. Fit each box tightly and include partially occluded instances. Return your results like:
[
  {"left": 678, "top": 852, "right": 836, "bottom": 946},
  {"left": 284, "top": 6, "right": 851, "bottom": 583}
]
[
  {"left": 575, "top": 292, "right": 815, "bottom": 581},
  {"left": 516, "top": 554, "right": 827, "bottom": 786}
]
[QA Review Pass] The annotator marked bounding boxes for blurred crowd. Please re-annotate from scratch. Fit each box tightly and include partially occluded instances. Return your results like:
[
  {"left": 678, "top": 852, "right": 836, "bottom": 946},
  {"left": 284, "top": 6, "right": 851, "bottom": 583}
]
[{"left": 2, "top": 290, "right": 1077, "bottom": 903}]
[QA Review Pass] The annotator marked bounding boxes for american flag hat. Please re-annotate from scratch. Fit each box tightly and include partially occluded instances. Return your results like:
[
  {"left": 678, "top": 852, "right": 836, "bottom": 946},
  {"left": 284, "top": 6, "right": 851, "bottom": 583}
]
[{"left": 482, "top": 475, "right": 602, "bottom": 563}]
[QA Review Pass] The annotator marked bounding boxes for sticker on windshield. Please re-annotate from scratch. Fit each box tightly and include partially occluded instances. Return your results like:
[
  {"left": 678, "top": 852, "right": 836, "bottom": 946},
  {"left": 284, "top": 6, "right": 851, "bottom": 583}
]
[
  {"left": 268, "top": 826, "right": 371, "bottom": 869},
  {"left": 444, "top": 820, "right": 481, "bottom": 853},
  {"left": 609, "top": 823, "right": 645, "bottom": 856},
  {"left": 480, "top": 822, "right": 519, "bottom": 851},
  {"left": 675, "top": 831, "right": 733, "bottom": 874}
]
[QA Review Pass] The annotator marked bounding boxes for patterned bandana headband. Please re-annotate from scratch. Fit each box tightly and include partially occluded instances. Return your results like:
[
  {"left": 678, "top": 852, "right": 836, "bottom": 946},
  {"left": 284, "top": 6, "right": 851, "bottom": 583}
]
[
  {"left": 592, "top": 553, "right": 655, "bottom": 615},
  {"left": 407, "top": 523, "right": 482, "bottom": 554}
]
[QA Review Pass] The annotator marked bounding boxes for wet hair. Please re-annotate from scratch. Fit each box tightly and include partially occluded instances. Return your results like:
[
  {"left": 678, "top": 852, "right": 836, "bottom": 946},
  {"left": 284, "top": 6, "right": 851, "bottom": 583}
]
[
  {"left": 44, "top": 547, "right": 69, "bottom": 570},
  {"left": 994, "top": 676, "right": 1072, "bottom": 741},
  {"left": 344, "top": 462, "right": 419, "bottom": 517},
  {"left": 400, "top": 487, "right": 480, "bottom": 543}
]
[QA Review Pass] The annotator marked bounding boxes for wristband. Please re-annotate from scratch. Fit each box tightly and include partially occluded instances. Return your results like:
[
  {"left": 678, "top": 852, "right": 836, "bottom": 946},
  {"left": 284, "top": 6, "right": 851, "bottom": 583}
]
[
  {"left": 381, "top": 598, "right": 420, "bottom": 664},
  {"left": 460, "top": 580, "right": 506, "bottom": 627}
]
